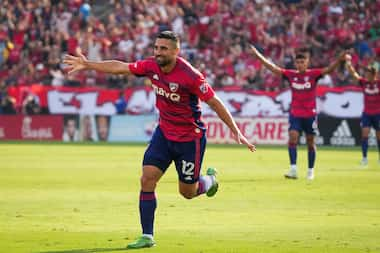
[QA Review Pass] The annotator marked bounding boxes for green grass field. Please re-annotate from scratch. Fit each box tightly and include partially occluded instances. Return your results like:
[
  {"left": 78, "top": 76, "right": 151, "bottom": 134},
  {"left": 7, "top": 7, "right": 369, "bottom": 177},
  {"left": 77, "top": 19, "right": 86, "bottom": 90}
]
[{"left": 1, "top": 143, "right": 380, "bottom": 253}]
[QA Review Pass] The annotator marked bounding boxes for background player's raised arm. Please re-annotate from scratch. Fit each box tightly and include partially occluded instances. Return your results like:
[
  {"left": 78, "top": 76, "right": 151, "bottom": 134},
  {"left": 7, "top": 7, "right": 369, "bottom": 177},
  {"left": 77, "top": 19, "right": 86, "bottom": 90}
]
[
  {"left": 344, "top": 54, "right": 361, "bottom": 81},
  {"left": 206, "top": 96, "right": 256, "bottom": 152},
  {"left": 321, "top": 52, "right": 346, "bottom": 75},
  {"left": 249, "top": 45, "right": 282, "bottom": 76},
  {"left": 63, "top": 51, "right": 132, "bottom": 76}
]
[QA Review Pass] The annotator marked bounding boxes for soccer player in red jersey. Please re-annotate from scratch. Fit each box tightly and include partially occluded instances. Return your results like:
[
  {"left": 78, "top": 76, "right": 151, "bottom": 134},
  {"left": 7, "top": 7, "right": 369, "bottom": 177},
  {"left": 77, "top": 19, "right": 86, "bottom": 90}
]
[
  {"left": 64, "top": 31, "right": 255, "bottom": 249},
  {"left": 250, "top": 45, "right": 345, "bottom": 180},
  {"left": 345, "top": 54, "right": 380, "bottom": 166}
]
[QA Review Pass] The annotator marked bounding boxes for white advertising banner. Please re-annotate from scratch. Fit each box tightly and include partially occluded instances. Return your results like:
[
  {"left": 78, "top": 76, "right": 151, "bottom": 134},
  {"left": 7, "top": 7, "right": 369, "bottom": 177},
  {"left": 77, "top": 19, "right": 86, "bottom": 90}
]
[{"left": 204, "top": 116, "right": 289, "bottom": 145}]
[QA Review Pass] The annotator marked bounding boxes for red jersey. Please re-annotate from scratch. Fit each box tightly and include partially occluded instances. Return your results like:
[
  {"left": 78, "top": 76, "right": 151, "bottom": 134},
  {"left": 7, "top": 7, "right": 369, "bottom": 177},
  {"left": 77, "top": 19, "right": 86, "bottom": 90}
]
[
  {"left": 359, "top": 78, "right": 380, "bottom": 115},
  {"left": 129, "top": 57, "right": 215, "bottom": 142},
  {"left": 282, "top": 68, "right": 323, "bottom": 117}
]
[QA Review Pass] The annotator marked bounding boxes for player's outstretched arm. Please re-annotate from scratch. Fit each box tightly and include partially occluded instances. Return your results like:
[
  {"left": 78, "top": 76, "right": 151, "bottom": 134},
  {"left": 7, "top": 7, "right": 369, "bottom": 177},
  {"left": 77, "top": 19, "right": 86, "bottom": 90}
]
[
  {"left": 206, "top": 96, "right": 256, "bottom": 152},
  {"left": 344, "top": 54, "right": 361, "bottom": 81},
  {"left": 63, "top": 50, "right": 132, "bottom": 75},
  {"left": 249, "top": 44, "right": 282, "bottom": 76},
  {"left": 322, "top": 51, "right": 346, "bottom": 75}
]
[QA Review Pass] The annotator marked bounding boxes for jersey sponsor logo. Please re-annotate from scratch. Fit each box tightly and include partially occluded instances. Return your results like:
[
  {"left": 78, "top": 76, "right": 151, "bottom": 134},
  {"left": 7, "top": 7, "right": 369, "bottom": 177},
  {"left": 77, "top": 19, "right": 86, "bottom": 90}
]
[
  {"left": 169, "top": 82, "right": 179, "bottom": 92},
  {"left": 291, "top": 81, "right": 311, "bottom": 90},
  {"left": 364, "top": 85, "right": 379, "bottom": 95},
  {"left": 152, "top": 84, "right": 181, "bottom": 102},
  {"left": 330, "top": 120, "right": 355, "bottom": 146},
  {"left": 200, "top": 82, "right": 208, "bottom": 94}
]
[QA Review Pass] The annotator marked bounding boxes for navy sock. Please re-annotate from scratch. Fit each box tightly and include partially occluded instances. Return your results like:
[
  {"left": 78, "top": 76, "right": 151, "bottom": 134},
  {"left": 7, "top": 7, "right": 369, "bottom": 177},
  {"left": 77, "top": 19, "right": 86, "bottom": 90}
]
[
  {"left": 362, "top": 138, "right": 368, "bottom": 158},
  {"left": 308, "top": 146, "right": 316, "bottom": 169},
  {"left": 139, "top": 191, "right": 157, "bottom": 235},
  {"left": 288, "top": 143, "right": 297, "bottom": 166}
]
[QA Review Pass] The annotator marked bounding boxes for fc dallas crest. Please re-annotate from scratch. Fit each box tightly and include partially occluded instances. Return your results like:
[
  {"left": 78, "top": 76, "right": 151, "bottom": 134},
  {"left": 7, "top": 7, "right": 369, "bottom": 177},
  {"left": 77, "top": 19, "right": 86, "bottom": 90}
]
[{"left": 169, "top": 82, "right": 179, "bottom": 92}]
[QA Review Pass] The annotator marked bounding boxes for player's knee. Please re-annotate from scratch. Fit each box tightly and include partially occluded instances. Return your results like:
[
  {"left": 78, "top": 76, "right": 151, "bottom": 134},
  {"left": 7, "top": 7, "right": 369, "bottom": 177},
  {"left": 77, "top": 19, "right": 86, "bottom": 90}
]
[
  {"left": 140, "top": 174, "right": 157, "bottom": 189},
  {"left": 179, "top": 190, "right": 195, "bottom": 199}
]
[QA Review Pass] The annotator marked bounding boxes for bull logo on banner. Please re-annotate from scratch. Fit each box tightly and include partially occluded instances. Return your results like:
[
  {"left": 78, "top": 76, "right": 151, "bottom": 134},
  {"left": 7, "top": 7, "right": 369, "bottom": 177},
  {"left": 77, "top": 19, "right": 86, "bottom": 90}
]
[{"left": 48, "top": 91, "right": 116, "bottom": 115}]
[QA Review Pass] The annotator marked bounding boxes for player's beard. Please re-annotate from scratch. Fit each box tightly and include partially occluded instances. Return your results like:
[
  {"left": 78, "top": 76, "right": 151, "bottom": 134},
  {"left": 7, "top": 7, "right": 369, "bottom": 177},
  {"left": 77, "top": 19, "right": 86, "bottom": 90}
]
[{"left": 155, "top": 55, "right": 172, "bottom": 67}]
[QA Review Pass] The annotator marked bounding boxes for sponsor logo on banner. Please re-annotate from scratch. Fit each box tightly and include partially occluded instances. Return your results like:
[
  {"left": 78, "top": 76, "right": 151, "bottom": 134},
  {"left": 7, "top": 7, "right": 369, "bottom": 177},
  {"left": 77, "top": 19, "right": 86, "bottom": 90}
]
[
  {"left": 299, "top": 129, "right": 325, "bottom": 145},
  {"left": 204, "top": 116, "right": 289, "bottom": 145},
  {"left": 330, "top": 120, "right": 356, "bottom": 146},
  {"left": 21, "top": 116, "right": 53, "bottom": 139},
  {"left": 368, "top": 128, "right": 377, "bottom": 147},
  {"left": 0, "top": 115, "right": 63, "bottom": 140}
]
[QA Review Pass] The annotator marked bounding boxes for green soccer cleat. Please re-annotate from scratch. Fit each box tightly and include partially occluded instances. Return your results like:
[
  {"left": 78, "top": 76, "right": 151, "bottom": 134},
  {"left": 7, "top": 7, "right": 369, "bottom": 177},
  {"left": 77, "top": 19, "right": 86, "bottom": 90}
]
[
  {"left": 206, "top": 167, "right": 218, "bottom": 197},
  {"left": 127, "top": 235, "right": 155, "bottom": 249}
]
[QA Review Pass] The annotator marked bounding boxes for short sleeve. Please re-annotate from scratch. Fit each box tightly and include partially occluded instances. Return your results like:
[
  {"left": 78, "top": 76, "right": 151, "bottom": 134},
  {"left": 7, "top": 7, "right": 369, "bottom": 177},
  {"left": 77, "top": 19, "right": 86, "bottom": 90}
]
[
  {"left": 189, "top": 75, "right": 215, "bottom": 102},
  {"left": 310, "top": 68, "right": 324, "bottom": 78},
  {"left": 128, "top": 60, "right": 148, "bottom": 76},
  {"left": 281, "top": 68, "right": 292, "bottom": 78},
  {"left": 358, "top": 77, "right": 366, "bottom": 87}
]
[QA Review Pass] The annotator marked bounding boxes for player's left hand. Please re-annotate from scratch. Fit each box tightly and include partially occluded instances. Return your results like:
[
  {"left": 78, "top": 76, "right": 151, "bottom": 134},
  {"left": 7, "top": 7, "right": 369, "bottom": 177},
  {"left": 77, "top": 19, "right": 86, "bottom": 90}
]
[{"left": 235, "top": 132, "right": 256, "bottom": 152}]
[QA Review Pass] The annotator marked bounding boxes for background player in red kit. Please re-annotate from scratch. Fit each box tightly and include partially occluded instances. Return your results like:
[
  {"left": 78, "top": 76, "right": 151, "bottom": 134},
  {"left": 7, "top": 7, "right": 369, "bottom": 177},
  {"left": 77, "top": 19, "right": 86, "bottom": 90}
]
[
  {"left": 64, "top": 31, "right": 256, "bottom": 249},
  {"left": 345, "top": 54, "right": 380, "bottom": 166},
  {"left": 249, "top": 45, "right": 345, "bottom": 180}
]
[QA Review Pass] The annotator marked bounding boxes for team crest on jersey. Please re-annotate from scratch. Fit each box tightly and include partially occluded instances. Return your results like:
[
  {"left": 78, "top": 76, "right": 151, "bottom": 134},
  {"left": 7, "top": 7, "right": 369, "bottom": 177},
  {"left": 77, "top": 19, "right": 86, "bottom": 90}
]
[
  {"left": 153, "top": 74, "right": 159, "bottom": 80},
  {"left": 200, "top": 82, "right": 208, "bottom": 94},
  {"left": 294, "top": 77, "right": 298, "bottom": 81},
  {"left": 304, "top": 76, "right": 309, "bottom": 82},
  {"left": 169, "top": 82, "right": 179, "bottom": 92}
]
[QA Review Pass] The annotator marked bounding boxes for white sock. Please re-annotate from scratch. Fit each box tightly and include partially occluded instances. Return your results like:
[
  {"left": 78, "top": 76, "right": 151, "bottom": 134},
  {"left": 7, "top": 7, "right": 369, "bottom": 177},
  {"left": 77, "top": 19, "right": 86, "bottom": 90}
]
[
  {"left": 290, "top": 165, "right": 297, "bottom": 171},
  {"left": 199, "top": 175, "right": 214, "bottom": 192},
  {"left": 142, "top": 234, "right": 153, "bottom": 240},
  {"left": 308, "top": 168, "right": 314, "bottom": 171}
]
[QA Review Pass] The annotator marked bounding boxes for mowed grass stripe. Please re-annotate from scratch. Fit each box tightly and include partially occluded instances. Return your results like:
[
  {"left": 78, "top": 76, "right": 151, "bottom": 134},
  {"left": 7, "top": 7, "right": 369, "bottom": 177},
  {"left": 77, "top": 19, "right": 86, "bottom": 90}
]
[{"left": 0, "top": 144, "right": 379, "bottom": 253}]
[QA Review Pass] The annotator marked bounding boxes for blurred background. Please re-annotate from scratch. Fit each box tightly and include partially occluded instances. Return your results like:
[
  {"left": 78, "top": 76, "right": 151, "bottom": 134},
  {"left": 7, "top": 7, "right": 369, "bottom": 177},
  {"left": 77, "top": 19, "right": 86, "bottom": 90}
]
[{"left": 0, "top": 0, "right": 379, "bottom": 145}]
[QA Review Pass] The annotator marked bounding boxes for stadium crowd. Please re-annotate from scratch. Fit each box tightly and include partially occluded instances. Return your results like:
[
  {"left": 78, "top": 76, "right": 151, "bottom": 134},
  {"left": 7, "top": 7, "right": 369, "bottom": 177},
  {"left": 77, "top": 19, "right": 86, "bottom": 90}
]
[{"left": 0, "top": 0, "right": 380, "bottom": 114}]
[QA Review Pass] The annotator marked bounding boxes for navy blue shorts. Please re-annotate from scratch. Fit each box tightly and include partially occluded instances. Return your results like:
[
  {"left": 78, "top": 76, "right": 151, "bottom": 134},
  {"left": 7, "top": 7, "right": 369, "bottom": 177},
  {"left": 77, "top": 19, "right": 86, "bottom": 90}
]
[
  {"left": 288, "top": 114, "right": 318, "bottom": 135},
  {"left": 361, "top": 113, "right": 380, "bottom": 130},
  {"left": 143, "top": 127, "right": 206, "bottom": 184}
]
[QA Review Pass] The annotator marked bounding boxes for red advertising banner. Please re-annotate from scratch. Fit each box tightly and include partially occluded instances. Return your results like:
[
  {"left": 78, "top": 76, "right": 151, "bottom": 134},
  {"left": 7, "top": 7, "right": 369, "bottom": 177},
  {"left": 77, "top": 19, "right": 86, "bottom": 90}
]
[
  {"left": 0, "top": 115, "right": 63, "bottom": 140},
  {"left": 204, "top": 116, "right": 289, "bottom": 144}
]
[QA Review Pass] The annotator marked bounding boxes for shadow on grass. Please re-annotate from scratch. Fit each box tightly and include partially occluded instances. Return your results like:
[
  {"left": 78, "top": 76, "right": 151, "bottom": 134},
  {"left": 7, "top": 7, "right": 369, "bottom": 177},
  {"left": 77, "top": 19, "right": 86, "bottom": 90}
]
[{"left": 37, "top": 247, "right": 130, "bottom": 253}]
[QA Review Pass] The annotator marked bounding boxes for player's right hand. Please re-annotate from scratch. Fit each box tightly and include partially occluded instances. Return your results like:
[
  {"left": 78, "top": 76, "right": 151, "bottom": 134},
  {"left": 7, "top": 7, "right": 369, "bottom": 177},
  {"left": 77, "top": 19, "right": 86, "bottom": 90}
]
[
  {"left": 63, "top": 50, "right": 88, "bottom": 75},
  {"left": 235, "top": 132, "right": 256, "bottom": 152},
  {"left": 249, "top": 44, "right": 259, "bottom": 56},
  {"left": 345, "top": 54, "right": 352, "bottom": 62}
]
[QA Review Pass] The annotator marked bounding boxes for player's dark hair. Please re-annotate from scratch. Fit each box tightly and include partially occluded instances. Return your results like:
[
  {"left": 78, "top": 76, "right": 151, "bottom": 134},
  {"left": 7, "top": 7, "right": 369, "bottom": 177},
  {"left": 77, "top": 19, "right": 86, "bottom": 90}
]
[
  {"left": 156, "top": 31, "right": 180, "bottom": 48},
  {"left": 295, "top": 54, "right": 307, "bottom": 60},
  {"left": 295, "top": 46, "right": 310, "bottom": 59}
]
